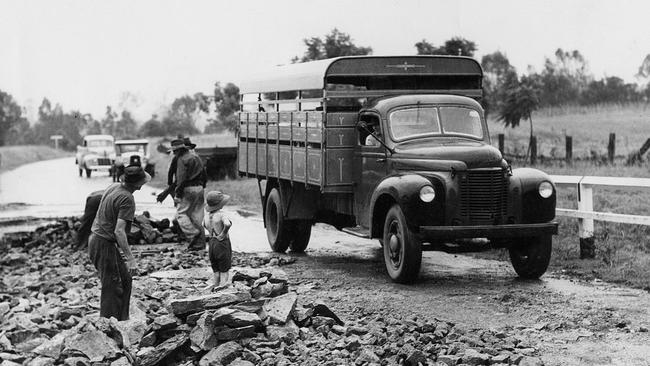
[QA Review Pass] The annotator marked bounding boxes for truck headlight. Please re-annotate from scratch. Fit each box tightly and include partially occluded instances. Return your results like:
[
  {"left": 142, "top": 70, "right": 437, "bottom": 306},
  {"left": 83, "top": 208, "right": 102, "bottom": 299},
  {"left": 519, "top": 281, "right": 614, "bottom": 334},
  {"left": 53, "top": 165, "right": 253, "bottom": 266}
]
[
  {"left": 419, "top": 185, "right": 436, "bottom": 202},
  {"left": 538, "top": 181, "right": 553, "bottom": 198}
]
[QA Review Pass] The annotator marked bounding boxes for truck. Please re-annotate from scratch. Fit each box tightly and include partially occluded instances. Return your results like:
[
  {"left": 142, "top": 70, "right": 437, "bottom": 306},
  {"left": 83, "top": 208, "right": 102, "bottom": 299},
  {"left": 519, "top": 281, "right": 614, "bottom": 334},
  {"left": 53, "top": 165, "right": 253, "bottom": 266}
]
[
  {"left": 75, "top": 134, "right": 115, "bottom": 178},
  {"left": 238, "top": 56, "right": 558, "bottom": 283},
  {"left": 112, "top": 139, "right": 156, "bottom": 182}
]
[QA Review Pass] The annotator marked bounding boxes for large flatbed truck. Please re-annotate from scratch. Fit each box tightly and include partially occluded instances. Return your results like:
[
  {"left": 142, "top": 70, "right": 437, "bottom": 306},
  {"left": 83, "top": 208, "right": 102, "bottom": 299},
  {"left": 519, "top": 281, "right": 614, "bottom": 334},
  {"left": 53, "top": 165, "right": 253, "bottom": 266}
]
[{"left": 238, "top": 56, "right": 558, "bottom": 283}]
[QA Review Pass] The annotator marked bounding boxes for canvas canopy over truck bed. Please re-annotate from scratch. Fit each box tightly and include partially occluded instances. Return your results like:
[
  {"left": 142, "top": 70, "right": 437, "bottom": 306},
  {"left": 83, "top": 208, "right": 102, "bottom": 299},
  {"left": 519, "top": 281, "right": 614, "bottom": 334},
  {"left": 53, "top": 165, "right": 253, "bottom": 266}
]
[{"left": 238, "top": 56, "right": 483, "bottom": 192}]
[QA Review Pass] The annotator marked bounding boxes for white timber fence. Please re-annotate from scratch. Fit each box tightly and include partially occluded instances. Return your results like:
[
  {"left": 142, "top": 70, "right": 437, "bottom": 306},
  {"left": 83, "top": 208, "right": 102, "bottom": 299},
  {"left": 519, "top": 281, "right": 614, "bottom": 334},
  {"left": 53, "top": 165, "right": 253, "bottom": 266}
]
[{"left": 550, "top": 175, "right": 650, "bottom": 259}]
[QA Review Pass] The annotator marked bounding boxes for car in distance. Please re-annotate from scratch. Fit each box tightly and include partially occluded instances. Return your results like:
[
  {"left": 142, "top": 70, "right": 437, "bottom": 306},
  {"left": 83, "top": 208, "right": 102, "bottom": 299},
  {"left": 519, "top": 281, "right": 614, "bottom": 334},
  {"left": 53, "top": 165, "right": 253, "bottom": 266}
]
[{"left": 75, "top": 134, "right": 115, "bottom": 178}]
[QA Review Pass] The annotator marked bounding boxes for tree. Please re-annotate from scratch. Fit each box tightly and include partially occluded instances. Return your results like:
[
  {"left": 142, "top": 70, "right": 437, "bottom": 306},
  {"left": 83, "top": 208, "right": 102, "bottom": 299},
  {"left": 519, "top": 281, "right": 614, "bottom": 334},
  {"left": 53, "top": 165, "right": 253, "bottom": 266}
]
[
  {"left": 114, "top": 110, "right": 137, "bottom": 138},
  {"left": 161, "top": 95, "right": 200, "bottom": 136},
  {"left": 139, "top": 114, "right": 166, "bottom": 137},
  {"left": 481, "top": 51, "right": 518, "bottom": 118},
  {"left": 535, "top": 48, "right": 591, "bottom": 106},
  {"left": 101, "top": 106, "right": 118, "bottom": 135},
  {"left": 498, "top": 76, "right": 540, "bottom": 161},
  {"left": 215, "top": 82, "right": 240, "bottom": 132},
  {"left": 415, "top": 37, "right": 476, "bottom": 57},
  {"left": 295, "top": 28, "right": 372, "bottom": 62},
  {"left": 0, "top": 90, "right": 23, "bottom": 146}
]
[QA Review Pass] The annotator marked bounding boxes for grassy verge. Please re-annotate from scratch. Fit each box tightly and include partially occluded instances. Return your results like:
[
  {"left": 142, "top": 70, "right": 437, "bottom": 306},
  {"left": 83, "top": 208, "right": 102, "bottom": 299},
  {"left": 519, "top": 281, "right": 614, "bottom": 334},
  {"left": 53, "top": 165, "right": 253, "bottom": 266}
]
[{"left": 0, "top": 145, "right": 71, "bottom": 173}]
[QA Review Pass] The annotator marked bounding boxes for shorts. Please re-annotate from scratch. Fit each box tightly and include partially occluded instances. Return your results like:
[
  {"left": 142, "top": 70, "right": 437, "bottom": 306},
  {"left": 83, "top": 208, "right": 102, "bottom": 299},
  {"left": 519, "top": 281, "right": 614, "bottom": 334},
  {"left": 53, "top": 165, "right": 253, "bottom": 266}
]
[{"left": 208, "top": 236, "right": 232, "bottom": 272}]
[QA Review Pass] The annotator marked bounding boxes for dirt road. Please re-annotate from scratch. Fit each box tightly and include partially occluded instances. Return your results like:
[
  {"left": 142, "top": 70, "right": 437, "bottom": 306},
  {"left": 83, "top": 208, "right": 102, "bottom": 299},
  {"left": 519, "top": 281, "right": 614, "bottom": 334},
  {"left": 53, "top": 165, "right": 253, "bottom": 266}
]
[{"left": 2, "top": 158, "right": 650, "bottom": 365}]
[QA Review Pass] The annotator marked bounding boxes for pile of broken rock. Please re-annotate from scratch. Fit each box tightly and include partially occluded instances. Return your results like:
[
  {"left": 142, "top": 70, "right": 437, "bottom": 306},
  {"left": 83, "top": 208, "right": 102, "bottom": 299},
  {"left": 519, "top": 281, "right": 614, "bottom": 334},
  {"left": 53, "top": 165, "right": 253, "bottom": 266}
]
[{"left": 1, "top": 219, "right": 547, "bottom": 366}]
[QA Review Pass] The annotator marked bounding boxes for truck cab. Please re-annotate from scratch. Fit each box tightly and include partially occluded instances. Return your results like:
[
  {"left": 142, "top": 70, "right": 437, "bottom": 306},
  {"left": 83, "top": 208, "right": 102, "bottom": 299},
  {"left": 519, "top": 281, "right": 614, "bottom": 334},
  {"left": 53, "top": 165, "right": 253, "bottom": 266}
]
[
  {"left": 112, "top": 139, "right": 155, "bottom": 182},
  {"left": 76, "top": 135, "right": 115, "bottom": 178},
  {"left": 238, "top": 56, "right": 557, "bottom": 283}
]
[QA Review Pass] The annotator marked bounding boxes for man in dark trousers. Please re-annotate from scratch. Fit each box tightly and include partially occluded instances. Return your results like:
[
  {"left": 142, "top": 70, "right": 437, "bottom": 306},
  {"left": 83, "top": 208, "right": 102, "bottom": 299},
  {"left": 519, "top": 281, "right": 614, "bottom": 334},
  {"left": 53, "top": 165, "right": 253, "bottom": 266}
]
[
  {"left": 76, "top": 190, "right": 104, "bottom": 250},
  {"left": 88, "top": 165, "right": 150, "bottom": 320},
  {"left": 169, "top": 139, "right": 206, "bottom": 250}
]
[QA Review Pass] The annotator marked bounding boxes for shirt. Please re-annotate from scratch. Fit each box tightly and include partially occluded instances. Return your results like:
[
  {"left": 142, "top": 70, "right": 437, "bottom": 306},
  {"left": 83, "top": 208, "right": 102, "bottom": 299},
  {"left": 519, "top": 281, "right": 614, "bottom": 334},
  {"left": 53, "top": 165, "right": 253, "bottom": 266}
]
[
  {"left": 203, "top": 211, "right": 232, "bottom": 239},
  {"left": 91, "top": 183, "right": 136, "bottom": 242},
  {"left": 176, "top": 150, "right": 205, "bottom": 189}
]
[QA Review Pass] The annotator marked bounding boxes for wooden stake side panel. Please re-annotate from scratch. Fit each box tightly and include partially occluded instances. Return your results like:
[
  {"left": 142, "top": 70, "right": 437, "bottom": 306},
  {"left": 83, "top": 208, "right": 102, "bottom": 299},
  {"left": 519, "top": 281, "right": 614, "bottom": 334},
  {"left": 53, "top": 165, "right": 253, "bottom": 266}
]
[
  {"left": 326, "top": 112, "right": 358, "bottom": 127},
  {"left": 307, "top": 151, "right": 321, "bottom": 185},
  {"left": 325, "top": 149, "right": 355, "bottom": 187},
  {"left": 325, "top": 127, "right": 357, "bottom": 148}
]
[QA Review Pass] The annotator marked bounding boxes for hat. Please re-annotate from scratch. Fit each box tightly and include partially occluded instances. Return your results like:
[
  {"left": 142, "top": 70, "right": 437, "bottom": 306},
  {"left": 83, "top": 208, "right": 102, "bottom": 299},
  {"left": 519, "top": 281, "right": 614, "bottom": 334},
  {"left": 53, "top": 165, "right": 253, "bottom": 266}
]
[
  {"left": 183, "top": 137, "right": 197, "bottom": 149},
  {"left": 168, "top": 139, "right": 187, "bottom": 152},
  {"left": 205, "top": 191, "right": 230, "bottom": 212},
  {"left": 123, "top": 165, "right": 151, "bottom": 186}
]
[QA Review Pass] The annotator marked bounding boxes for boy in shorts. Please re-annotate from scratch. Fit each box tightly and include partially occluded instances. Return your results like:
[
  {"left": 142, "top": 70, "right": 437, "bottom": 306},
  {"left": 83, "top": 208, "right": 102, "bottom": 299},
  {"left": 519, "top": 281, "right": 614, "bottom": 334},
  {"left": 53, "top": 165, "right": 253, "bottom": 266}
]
[{"left": 203, "top": 191, "right": 232, "bottom": 290}]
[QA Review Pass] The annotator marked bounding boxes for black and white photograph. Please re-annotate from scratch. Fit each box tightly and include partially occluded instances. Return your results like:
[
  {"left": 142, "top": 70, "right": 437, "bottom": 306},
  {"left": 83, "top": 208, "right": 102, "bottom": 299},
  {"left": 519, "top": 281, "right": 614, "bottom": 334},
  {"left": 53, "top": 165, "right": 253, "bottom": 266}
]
[{"left": 1, "top": 0, "right": 649, "bottom": 365}]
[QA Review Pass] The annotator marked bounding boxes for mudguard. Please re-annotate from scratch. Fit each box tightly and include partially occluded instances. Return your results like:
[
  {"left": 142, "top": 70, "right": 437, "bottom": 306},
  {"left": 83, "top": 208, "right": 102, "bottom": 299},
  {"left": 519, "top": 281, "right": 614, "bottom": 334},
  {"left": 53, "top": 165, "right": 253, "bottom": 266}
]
[
  {"left": 368, "top": 173, "right": 445, "bottom": 237},
  {"left": 511, "top": 167, "right": 556, "bottom": 223}
]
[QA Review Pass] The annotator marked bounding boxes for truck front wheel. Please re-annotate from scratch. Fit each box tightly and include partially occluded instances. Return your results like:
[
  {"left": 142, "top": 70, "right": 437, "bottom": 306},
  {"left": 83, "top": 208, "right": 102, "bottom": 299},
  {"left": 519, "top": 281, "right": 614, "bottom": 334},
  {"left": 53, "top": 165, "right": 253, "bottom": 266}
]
[
  {"left": 288, "top": 220, "right": 311, "bottom": 253},
  {"left": 382, "top": 205, "right": 422, "bottom": 284},
  {"left": 508, "top": 235, "right": 552, "bottom": 279},
  {"left": 265, "top": 188, "right": 291, "bottom": 253},
  {"left": 85, "top": 168, "right": 92, "bottom": 178}
]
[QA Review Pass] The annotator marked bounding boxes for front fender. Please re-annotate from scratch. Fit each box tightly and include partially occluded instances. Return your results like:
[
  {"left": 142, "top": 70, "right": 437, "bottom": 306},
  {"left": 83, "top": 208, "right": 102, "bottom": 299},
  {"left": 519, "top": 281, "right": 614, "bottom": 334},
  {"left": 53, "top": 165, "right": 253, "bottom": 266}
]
[
  {"left": 369, "top": 174, "right": 444, "bottom": 237},
  {"left": 511, "top": 168, "right": 556, "bottom": 223}
]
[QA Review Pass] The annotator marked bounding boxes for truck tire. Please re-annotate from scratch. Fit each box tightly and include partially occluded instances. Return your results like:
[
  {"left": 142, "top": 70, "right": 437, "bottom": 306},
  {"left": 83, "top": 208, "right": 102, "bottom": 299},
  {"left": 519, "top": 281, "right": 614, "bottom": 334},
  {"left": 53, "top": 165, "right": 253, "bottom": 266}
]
[
  {"left": 265, "top": 188, "right": 291, "bottom": 253},
  {"left": 78, "top": 168, "right": 83, "bottom": 177},
  {"left": 85, "top": 168, "right": 92, "bottom": 178},
  {"left": 288, "top": 220, "right": 311, "bottom": 253},
  {"left": 508, "top": 235, "right": 552, "bottom": 279},
  {"left": 382, "top": 204, "right": 422, "bottom": 284}
]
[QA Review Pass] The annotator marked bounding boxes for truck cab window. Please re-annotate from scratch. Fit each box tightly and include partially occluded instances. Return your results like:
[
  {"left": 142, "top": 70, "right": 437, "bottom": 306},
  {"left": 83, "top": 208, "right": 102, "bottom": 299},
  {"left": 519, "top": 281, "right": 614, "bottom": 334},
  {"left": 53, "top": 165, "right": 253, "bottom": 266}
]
[{"left": 359, "top": 116, "right": 381, "bottom": 146}]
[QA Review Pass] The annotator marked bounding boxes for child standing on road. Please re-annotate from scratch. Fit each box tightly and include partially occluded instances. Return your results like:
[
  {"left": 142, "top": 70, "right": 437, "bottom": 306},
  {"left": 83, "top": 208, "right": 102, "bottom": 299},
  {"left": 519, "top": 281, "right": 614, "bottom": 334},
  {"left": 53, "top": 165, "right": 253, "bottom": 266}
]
[{"left": 203, "top": 191, "right": 232, "bottom": 290}]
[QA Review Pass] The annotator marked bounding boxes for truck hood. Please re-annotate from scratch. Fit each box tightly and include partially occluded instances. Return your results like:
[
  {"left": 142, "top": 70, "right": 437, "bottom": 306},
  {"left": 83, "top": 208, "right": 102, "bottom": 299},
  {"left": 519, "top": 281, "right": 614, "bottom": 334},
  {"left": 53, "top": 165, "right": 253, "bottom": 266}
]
[{"left": 391, "top": 141, "right": 504, "bottom": 170}]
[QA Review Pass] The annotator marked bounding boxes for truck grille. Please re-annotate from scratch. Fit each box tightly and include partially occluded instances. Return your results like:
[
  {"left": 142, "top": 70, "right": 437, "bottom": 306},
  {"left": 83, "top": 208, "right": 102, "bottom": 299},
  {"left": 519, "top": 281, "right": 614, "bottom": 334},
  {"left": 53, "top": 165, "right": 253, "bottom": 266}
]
[
  {"left": 97, "top": 158, "right": 112, "bottom": 166},
  {"left": 459, "top": 168, "right": 508, "bottom": 225}
]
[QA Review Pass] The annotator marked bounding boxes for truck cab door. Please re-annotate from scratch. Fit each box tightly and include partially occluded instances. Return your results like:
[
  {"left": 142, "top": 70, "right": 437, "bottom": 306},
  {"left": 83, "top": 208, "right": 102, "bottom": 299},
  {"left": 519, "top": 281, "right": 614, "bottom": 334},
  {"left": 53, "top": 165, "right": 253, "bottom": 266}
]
[{"left": 353, "top": 113, "right": 388, "bottom": 228}]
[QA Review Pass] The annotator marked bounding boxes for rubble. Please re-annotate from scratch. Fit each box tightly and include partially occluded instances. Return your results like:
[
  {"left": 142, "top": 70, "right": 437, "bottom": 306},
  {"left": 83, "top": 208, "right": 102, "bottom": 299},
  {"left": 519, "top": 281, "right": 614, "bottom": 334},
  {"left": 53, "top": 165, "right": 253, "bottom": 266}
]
[{"left": 0, "top": 219, "right": 549, "bottom": 365}]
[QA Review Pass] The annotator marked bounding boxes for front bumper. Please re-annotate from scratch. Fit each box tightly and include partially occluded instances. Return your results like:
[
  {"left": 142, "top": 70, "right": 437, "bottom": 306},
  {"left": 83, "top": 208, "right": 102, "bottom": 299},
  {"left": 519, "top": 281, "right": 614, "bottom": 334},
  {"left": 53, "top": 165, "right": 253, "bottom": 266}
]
[
  {"left": 419, "top": 222, "right": 558, "bottom": 240},
  {"left": 87, "top": 164, "right": 112, "bottom": 171}
]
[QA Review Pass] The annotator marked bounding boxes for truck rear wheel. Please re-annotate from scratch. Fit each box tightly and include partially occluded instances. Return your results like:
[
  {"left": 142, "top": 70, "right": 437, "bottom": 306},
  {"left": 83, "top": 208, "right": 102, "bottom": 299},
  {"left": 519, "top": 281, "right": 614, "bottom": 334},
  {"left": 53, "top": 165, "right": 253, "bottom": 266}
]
[
  {"left": 382, "top": 205, "right": 422, "bottom": 284},
  {"left": 288, "top": 220, "right": 311, "bottom": 253},
  {"left": 265, "top": 188, "right": 291, "bottom": 253},
  {"left": 508, "top": 235, "right": 552, "bottom": 279}
]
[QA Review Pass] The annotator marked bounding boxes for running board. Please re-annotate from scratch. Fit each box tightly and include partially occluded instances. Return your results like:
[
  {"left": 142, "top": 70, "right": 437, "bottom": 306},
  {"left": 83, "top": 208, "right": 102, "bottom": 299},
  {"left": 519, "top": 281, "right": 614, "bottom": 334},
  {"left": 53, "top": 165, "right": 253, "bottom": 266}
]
[{"left": 341, "top": 226, "right": 370, "bottom": 238}]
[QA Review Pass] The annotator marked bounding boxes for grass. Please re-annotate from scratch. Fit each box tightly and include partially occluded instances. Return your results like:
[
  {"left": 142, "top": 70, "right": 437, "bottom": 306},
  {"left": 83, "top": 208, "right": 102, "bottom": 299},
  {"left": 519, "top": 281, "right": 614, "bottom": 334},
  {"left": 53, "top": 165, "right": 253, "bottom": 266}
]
[
  {"left": 488, "top": 102, "right": 650, "bottom": 158},
  {"left": 0, "top": 145, "right": 71, "bottom": 173}
]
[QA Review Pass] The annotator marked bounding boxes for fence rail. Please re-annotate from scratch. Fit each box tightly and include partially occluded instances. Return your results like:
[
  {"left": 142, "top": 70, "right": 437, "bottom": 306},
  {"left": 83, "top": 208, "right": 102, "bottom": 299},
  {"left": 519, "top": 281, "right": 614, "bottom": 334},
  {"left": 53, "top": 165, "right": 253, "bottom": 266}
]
[{"left": 550, "top": 174, "right": 650, "bottom": 258}]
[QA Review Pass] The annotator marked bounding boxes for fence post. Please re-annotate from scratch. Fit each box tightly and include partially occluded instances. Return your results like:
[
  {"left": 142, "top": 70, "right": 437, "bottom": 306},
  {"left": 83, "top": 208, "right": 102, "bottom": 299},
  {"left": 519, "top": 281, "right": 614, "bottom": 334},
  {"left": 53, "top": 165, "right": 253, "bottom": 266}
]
[
  {"left": 498, "top": 134, "right": 505, "bottom": 155},
  {"left": 565, "top": 136, "right": 572, "bottom": 163},
  {"left": 530, "top": 136, "right": 537, "bottom": 165},
  {"left": 608, "top": 133, "right": 616, "bottom": 164},
  {"left": 578, "top": 183, "right": 595, "bottom": 259}
]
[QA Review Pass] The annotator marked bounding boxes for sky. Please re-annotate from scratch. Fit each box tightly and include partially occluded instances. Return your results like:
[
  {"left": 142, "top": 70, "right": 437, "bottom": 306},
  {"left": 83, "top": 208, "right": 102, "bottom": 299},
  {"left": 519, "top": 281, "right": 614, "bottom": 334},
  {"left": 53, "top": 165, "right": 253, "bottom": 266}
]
[{"left": 1, "top": 0, "right": 649, "bottom": 123}]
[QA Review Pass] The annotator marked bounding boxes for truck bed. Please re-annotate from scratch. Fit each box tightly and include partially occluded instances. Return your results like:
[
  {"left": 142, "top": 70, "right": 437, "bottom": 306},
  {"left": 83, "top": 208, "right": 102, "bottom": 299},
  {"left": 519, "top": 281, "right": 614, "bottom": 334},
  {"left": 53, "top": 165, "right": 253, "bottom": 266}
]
[{"left": 238, "top": 111, "right": 358, "bottom": 192}]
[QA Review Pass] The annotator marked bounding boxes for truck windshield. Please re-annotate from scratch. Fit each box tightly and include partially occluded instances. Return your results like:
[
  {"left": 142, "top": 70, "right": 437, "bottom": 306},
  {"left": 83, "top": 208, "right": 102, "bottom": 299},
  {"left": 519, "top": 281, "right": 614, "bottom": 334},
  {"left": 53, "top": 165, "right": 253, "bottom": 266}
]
[
  {"left": 117, "top": 144, "right": 145, "bottom": 154},
  {"left": 87, "top": 140, "right": 113, "bottom": 148},
  {"left": 389, "top": 106, "right": 483, "bottom": 141}
]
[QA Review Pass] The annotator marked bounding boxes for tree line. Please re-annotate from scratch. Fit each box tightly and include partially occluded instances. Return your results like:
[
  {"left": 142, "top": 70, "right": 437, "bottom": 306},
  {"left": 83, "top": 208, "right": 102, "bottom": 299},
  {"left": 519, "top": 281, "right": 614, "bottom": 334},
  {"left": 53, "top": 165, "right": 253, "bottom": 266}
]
[{"left": 0, "top": 28, "right": 648, "bottom": 150}]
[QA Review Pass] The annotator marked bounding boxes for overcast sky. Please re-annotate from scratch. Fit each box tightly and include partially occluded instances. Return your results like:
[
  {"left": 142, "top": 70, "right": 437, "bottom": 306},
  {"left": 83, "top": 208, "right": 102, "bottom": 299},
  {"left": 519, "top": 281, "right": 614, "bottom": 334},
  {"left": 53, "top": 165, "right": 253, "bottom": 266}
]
[{"left": 1, "top": 0, "right": 649, "bottom": 122}]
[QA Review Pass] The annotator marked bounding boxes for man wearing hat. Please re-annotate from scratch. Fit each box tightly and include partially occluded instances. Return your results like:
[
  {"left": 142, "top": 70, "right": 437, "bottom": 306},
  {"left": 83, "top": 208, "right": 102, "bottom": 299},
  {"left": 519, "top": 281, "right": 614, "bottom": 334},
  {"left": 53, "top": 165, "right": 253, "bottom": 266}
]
[
  {"left": 88, "top": 164, "right": 151, "bottom": 320},
  {"left": 156, "top": 137, "right": 206, "bottom": 203},
  {"left": 168, "top": 138, "right": 207, "bottom": 250}
]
